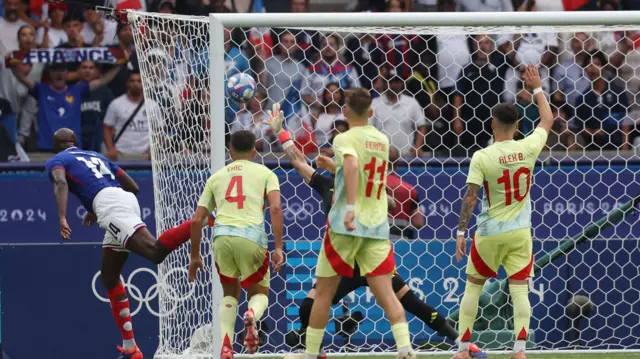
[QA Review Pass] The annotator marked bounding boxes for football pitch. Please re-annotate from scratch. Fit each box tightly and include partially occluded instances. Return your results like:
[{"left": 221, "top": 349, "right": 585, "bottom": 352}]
[{"left": 247, "top": 354, "right": 640, "bottom": 359}]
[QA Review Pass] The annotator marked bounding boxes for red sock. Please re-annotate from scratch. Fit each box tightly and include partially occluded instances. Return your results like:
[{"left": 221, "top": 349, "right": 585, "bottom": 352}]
[
  {"left": 107, "top": 283, "right": 135, "bottom": 343},
  {"left": 158, "top": 219, "right": 193, "bottom": 251}
]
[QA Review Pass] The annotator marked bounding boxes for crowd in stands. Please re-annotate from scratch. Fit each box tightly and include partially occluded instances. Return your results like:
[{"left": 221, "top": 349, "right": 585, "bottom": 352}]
[{"left": 1, "top": 0, "right": 640, "bottom": 162}]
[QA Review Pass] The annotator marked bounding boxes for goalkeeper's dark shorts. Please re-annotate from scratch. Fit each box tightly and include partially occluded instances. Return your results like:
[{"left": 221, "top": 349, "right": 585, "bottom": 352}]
[{"left": 312, "top": 264, "right": 407, "bottom": 305}]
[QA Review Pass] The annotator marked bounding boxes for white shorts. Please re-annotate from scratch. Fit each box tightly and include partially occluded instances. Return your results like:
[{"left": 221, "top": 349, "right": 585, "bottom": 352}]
[{"left": 93, "top": 187, "right": 146, "bottom": 251}]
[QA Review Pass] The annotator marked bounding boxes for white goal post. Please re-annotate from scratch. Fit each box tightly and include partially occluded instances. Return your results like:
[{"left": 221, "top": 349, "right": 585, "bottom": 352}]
[{"left": 126, "top": 10, "right": 640, "bottom": 359}]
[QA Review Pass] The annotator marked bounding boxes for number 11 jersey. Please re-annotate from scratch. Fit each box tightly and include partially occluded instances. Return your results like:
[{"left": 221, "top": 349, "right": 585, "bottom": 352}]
[
  {"left": 467, "top": 127, "right": 548, "bottom": 236},
  {"left": 329, "top": 125, "right": 390, "bottom": 239},
  {"left": 198, "top": 160, "right": 280, "bottom": 248}
]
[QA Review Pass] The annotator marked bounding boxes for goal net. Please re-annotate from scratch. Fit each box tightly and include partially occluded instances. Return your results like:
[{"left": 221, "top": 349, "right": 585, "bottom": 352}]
[{"left": 128, "top": 10, "right": 640, "bottom": 358}]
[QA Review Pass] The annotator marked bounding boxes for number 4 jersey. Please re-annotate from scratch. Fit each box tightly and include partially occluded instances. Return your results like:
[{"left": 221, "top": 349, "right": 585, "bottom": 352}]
[
  {"left": 45, "top": 147, "right": 123, "bottom": 212},
  {"left": 198, "top": 160, "right": 280, "bottom": 248},
  {"left": 329, "top": 125, "right": 390, "bottom": 239},
  {"left": 467, "top": 127, "right": 549, "bottom": 236}
]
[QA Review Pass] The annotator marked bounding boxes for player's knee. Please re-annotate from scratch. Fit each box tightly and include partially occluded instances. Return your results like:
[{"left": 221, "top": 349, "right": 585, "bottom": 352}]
[{"left": 149, "top": 242, "right": 170, "bottom": 264}]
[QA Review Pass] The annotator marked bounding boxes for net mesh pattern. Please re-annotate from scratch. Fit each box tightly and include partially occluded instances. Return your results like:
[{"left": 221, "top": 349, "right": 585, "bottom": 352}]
[{"left": 128, "top": 11, "right": 640, "bottom": 357}]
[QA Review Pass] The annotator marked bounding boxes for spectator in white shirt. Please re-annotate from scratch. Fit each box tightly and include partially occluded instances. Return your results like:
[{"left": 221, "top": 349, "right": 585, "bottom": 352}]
[
  {"left": 457, "top": 0, "right": 513, "bottom": 12},
  {"left": 231, "top": 91, "right": 277, "bottom": 152},
  {"left": 371, "top": 72, "right": 427, "bottom": 156},
  {"left": 81, "top": 8, "right": 118, "bottom": 47},
  {"left": 103, "top": 72, "right": 150, "bottom": 159},
  {"left": 0, "top": 0, "right": 31, "bottom": 60},
  {"left": 261, "top": 31, "right": 308, "bottom": 119},
  {"left": 311, "top": 82, "right": 346, "bottom": 149},
  {"left": 434, "top": 0, "right": 469, "bottom": 95},
  {"left": 37, "top": 2, "right": 68, "bottom": 48}
]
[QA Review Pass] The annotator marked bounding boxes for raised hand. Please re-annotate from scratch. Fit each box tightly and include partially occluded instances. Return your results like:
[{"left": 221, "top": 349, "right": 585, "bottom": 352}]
[
  {"left": 523, "top": 65, "right": 542, "bottom": 91},
  {"left": 264, "top": 102, "right": 285, "bottom": 134}
]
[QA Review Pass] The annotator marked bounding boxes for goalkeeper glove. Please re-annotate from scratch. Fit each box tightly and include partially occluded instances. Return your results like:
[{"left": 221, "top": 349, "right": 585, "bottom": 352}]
[{"left": 265, "top": 103, "right": 293, "bottom": 149}]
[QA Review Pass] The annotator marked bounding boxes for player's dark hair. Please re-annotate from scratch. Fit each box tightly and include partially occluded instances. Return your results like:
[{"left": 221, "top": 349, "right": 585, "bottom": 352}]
[
  {"left": 492, "top": 103, "right": 519, "bottom": 126},
  {"left": 230, "top": 130, "right": 256, "bottom": 153},
  {"left": 345, "top": 88, "right": 372, "bottom": 117}
]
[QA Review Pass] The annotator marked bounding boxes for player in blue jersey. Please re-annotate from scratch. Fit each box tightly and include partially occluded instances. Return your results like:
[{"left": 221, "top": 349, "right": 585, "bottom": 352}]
[{"left": 44, "top": 128, "right": 192, "bottom": 359}]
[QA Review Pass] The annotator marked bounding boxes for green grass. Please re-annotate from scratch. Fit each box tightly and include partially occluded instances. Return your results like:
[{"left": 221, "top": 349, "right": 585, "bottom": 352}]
[{"left": 245, "top": 354, "right": 639, "bottom": 359}]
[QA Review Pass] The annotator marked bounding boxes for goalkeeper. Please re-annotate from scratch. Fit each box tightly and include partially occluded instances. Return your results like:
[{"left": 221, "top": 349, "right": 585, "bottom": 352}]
[{"left": 264, "top": 103, "right": 486, "bottom": 358}]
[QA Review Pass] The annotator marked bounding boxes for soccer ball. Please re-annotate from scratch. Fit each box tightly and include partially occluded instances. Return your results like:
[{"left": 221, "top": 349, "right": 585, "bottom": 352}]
[{"left": 226, "top": 72, "right": 257, "bottom": 103}]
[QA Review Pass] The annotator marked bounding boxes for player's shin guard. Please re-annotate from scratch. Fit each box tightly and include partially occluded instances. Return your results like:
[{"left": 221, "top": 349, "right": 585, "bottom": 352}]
[
  {"left": 391, "top": 323, "right": 412, "bottom": 353},
  {"left": 158, "top": 220, "right": 193, "bottom": 251},
  {"left": 400, "top": 291, "right": 458, "bottom": 341},
  {"left": 248, "top": 293, "right": 269, "bottom": 321},
  {"left": 107, "top": 283, "right": 136, "bottom": 350},
  {"left": 510, "top": 284, "right": 531, "bottom": 352},
  {"left": 458, "top": 282, "right": 483, "bottom": 352},
  {"left": 220, "top": 296, "right": 239, "bottom": 344},
  {"left": 304, "top": 327, "right": 325, "bottom": 357}
]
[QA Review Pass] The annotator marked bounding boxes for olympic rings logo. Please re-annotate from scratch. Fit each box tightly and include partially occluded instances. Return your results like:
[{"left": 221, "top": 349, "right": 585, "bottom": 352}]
[
  {"left": 283, "top": 201, "right": 316, "bottom": 222},
  {"left": 91, "top": 267, "right": 195, "bottom": 317}
]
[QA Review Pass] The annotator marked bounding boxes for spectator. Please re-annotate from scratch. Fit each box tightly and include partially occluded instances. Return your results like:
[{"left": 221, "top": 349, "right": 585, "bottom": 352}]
[
  {"left": 574, "top": 50, "right": 629, "bottom": 151},
  {"left": 457, "top": 0, "right": 513, "bottom": 12},
  {"left": 107, "top": 23, "right": 136, "bottom": 97},
  {"left": 0, "top": 0, "right": 31, "bottom": 59},
  {"left": 290, "top": 0, "right": 308, "bottom": 12},
  {"left": 302, "top": 33, "right": 360, "bottom": 106},
  {"left": 81, "top": 8, "right": 118, "bottom": 46},
  {"left": 157, "top": 0, "right": 176, "bottom": 13},
  {"left": 405, "top": 52, "right": 449, "bottom": 155},
  {"left": 37, "top": 2, "right": 68, "bottom": 48},
  {"left": 387, "top": 146, "right": 424, "bottom": 240},
  {"left": 180, "top": 80, "right": 211, "bottom": 152},
  {"left": 453, "top": 34, "right": 507, "bottom": 156},
  {"left": 553, "top": 32, "right": 593, "bottom": 107},
  {"left": 103, "top": 71, "right": 151, "bottom": 159},
  {"left": 262, "top": 31, "right": 308, "bottom": 119},
  {"left": 56, "top": 12, "right": 92, "bottom": 82},
  {"left": 328, "top": 119, "right": 349, "bottom": 147},
  {"left": 11, "top": 62, "right": 122, "bottom": 151},
  {"left": 231, "top": 91, "right": 277, "bottom": 152},
  {"left": 16, "top": 25, "right": 44, "bottom": 82},
  {"left": 546, "top": 95, "right": 576, "bottom": 153},
  {"left": 80, "top": 61, "right": 115, "bottom": 152},
  {"left": 311, "top": 82, "right": 345, "bottom": 150},
  {"left": 345, "top": 34, "right": 382, "bottom": 92},
  {"left": 498, "top": 3, "right": 558, "bottom": 103},
  {"left": 435, "top": 0, "right": 469, "bottom": 97},
  {"left": 371, "top": 71, "right": 427, "bottom": 156},
  {"left": 0, "top": 59, "right": 36, "bottom": 148}
]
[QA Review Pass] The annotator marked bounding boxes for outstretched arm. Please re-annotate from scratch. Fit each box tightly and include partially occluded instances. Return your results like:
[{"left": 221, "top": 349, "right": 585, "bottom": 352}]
[
  {"left": 455, "top": 183, "right": 480, "bottom": 262},
  {"left": 90, "top": 64, "right": 122, "bottom": 92},
  {"left": 284, "top": 143, "right": 315, "bottom": 183},
  {"left": 523, "top": 65, "right": 553, "bottom": 134},
  {"left": 11, "top": 66, "right": 35, "bottom": 91},
  {"left": 51, "top": 168, "right": 71, "bottom": 239}
]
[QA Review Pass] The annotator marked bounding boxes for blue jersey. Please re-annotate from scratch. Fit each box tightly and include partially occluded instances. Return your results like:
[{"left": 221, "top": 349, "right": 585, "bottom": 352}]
[
  {"left": 33, "top": 82, "right": 90, "bottom": 151},
  {"left": 45, "top": 147, "right": 122, "bottom": 212}
]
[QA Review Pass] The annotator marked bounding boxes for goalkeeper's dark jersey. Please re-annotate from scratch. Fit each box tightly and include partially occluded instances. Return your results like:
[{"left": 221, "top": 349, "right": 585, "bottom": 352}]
[{"left": 309, "top": 171, "right": 334, "bottom": 217}]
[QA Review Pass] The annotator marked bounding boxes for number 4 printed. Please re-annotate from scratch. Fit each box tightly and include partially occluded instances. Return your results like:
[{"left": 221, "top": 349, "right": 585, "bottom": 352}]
[{"left": 225, "top": 176, "right": 247, "bottom": 209}]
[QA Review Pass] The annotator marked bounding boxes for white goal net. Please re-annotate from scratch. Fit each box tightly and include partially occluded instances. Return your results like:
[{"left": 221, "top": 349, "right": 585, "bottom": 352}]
[{"left": 128, "top": 10, "right": 640, "bottom": 358}]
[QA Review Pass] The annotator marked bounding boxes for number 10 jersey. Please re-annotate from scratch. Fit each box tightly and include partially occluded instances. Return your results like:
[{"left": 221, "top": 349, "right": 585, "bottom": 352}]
[
  {"left": 198, "top": 159, "right": 280, "bottom": 248},
  {"left": 329, "top": 125, "right": 390, "bottom": 240},
  {"left": 467, "top": 127, "right": 549, "bottom": 236}
]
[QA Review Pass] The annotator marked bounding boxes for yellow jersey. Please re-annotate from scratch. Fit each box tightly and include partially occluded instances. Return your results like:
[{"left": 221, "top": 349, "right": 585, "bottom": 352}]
[
  {"left": 467, "top": 127, "right": 548, "bottom": 236},
  {"left": 197, "top": 160, "right": 280, "bottom": 248},
  {"left": 329, "top": 125, "right": 390, "bottom": 239}
]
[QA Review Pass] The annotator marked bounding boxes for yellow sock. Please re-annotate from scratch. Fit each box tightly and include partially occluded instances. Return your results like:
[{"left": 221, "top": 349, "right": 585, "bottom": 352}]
[
  {"left": 391, "top": 322, "right": 411, "bottom": 350},
  {"left": 510, "top": 283, "right": 531, "bottom": 350},
  {"left": 458, "top": 281, "right": 484, "bottom": 349},
  {"left": 248, "top": 293, "right": 269, "bottom": 321},
  {"left": 304, "top": 327, "right": 325, "bottom": 356},
  {"left": 220, "top": 296, "right": 238, "bottom": 344}
]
